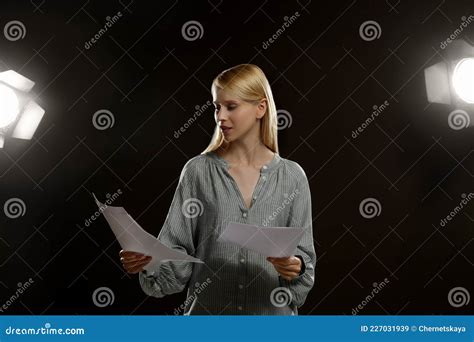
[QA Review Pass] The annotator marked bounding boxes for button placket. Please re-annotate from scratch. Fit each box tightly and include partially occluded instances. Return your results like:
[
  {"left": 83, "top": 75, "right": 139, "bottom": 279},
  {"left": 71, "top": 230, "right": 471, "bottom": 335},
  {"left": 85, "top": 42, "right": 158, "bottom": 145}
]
[
  {"left": 248, "top": 166, "right": 269, "bottom": 209},
  {"left": 237, "top": 249, "right": 247, "bottom": 313}
]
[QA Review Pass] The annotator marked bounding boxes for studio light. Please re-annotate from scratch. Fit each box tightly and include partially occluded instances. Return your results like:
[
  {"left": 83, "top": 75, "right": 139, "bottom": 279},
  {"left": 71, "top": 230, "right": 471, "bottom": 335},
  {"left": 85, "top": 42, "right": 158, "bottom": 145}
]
[
  {"left": 452, "top": 58, "right": 474, "bottom": 104},
  {"left": 424, "top": 39, "right": 474, "bottom": 106},
  {"left": 0, "top": 70, "right": 45, "bottom": 148}
]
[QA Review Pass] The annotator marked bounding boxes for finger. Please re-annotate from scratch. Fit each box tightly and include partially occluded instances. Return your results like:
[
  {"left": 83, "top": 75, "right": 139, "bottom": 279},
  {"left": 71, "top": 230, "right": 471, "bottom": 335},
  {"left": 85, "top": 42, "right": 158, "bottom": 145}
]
[
  {"left": 272, "top": 256, "right": 301, "bottom": 266},
  {"left": 276, "top": 270, "right": 299, "bottom": 279},
  {"left": 120, "top": 250, "right": 145, "bottom": 259},
  {"left": 128, "top": 264, "right": 146, "bottom": 274},
  {"left": 128, "top": 258, "right": 152, "bottom": 274},
  {"left": 269, "top": 258, "right": 295, "bottom": 267},
  {"left": 127, "top": 256, "right": 152, "bottom": 267},
  {"left": 274, "top": 266, "right": 299, "bottom": 277},
  {"left": 274, "top": 264, "right": 300, "bottom": 273},
  {"left": 274, "top": 257, "right": 301, "bottom": 266},
  {"left": 124, "top": 257, "right": 151, "bottom": 270},
  {"left": 121, "top": 254, "right": 149, "bottom": 263},
  {"left": 275, "top": 269, "right": 295, "bottom": 281},
  {"left": 267, "top": 257, "right": 290, "bottom": 262},
  {"left": 273, "top": 263, "right": 299, "bottom": 275}
]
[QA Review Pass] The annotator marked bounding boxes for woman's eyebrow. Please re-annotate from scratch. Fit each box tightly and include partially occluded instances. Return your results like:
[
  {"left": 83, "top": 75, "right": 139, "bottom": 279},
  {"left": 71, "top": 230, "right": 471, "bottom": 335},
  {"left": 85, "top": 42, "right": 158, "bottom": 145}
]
[{"left": 213, "top": 100, "right": 238, "bottom": 104}]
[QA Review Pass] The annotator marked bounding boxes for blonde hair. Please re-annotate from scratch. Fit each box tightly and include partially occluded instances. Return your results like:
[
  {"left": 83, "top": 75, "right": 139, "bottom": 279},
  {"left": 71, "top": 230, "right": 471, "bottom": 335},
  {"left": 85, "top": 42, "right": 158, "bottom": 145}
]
[{"left": 201, "top": 64, "right": 279, "bottom": 154}]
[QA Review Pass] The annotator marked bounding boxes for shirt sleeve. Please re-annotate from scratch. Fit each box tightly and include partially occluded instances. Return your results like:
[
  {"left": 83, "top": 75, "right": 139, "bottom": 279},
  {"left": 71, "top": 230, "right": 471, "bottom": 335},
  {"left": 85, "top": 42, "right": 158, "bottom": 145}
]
[
  {"left": 138, "top": 159, "right": 198, "bottom": 298},
  {"left": 279, "top": 164, "right": 316, "bottom": 308}
]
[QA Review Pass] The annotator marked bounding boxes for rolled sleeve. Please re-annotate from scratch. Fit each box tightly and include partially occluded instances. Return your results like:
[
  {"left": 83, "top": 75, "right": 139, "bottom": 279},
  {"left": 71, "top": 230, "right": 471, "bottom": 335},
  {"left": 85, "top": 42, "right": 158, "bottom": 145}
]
[
  {"left": 139, "top": 160, "right": 199, "bottom": 298},
  {"left": 279, "top": 164, "right": 316, "bottom": 308}
]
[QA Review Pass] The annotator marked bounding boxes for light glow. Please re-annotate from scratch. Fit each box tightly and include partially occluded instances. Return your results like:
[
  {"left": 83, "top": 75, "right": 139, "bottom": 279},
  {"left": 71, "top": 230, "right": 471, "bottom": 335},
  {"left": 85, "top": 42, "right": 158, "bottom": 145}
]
[
  {"left": 0, "top": 83, "right": 20, "bottom": 128},
  {"left": 452, "top": 58, "right": 474, "bottom": 104}
]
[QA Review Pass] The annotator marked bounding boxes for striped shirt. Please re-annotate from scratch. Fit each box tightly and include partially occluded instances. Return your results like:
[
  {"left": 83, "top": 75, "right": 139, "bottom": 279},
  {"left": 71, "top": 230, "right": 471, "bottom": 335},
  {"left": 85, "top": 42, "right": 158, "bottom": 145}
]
[{"left": 139, "top": 150, "right": 316, "bottom": 315}]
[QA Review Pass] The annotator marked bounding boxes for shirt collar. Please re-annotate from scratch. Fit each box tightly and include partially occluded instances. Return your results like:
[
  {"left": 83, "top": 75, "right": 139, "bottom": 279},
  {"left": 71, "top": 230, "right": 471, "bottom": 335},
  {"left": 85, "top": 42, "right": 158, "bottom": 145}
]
[{"left": 205, "top": 150, "right": 281, "bottom": 174}]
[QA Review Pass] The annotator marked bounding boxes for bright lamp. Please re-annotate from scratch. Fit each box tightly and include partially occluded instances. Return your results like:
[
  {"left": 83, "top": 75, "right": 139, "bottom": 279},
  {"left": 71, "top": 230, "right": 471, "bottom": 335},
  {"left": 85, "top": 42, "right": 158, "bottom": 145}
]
[{"left": 0, "top": 70, "right": 45, "bottom": 148}]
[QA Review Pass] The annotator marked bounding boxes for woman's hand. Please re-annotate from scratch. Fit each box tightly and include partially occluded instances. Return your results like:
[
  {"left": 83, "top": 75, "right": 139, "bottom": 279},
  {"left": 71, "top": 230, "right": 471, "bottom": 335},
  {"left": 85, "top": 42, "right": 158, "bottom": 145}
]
[
  {"left": 119, "top": 250, "right": 152, "bottom": 274},
  {"left": 267, "top": 256, "right": 301, "bottom": 281}
]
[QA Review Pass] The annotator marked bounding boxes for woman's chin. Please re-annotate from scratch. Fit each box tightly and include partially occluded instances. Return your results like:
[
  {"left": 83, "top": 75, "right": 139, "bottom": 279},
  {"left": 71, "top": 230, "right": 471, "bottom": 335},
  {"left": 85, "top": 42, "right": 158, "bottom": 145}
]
[{"left": 223, "top": 132, "right": 236, "bottom": 142}]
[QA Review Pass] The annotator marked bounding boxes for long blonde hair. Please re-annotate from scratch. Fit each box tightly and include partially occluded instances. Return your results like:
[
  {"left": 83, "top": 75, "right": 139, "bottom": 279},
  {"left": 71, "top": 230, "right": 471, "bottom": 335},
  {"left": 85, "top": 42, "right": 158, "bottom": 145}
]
[{"left": 201, "top": 64, "right": 279, "bottom": 154}]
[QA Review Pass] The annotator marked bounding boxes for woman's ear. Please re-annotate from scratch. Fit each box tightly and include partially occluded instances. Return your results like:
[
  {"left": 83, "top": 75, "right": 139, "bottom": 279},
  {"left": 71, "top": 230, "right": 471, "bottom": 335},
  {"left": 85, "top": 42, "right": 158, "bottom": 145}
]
[{"left": 256, "top": 98, "right": 267, "bottom": 119}]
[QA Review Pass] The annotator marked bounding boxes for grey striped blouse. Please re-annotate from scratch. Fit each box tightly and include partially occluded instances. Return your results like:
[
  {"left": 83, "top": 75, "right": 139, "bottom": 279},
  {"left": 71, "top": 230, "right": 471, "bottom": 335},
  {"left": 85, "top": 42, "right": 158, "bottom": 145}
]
[{"left": 138, "top": 150, "right": 316, "bottom": 315}]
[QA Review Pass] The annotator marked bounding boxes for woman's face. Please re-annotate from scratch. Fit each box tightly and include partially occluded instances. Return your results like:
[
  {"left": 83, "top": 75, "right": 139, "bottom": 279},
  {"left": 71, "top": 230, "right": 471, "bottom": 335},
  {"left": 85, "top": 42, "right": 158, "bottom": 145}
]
[{"left": 212, "top": 88, "right": 266, "bottom": 142}]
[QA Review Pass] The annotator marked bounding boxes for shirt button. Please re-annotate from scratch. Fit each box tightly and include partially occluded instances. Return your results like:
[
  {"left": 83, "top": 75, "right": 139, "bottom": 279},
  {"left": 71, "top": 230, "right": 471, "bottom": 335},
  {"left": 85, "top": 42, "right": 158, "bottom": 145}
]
[
  {"left": 242, "top": 212, "right": 247, "bottom": 218},
  {"left": 238, "top": 284, "right": 244, "bottom": 289},
  {"left": 238, "top": 306, "right": 243, "bottom": 311},
  {"left": 240, "top": 258, "right": 245, "bottom": 263},
  {"left": 262, "top": 165, "right": 268, "bottom": 170},
  {"left": 262, "top": 176, "right": 266, "bottom": 181},
  {"left": 253, "top": 196, "right": 257, "bottom": 200}
]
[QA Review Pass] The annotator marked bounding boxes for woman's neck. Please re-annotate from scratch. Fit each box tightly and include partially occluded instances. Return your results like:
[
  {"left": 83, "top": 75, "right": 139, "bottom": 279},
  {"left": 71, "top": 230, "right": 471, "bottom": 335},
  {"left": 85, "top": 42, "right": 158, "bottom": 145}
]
[{"left": 217, "top": 141, "right": 273, "bottom": 167}]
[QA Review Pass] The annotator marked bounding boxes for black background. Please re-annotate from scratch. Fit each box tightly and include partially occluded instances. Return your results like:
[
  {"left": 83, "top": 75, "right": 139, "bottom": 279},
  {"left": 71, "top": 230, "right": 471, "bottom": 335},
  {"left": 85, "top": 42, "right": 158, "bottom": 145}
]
[{"left": 0, "top": 0, "right": 473, "bottom": 315}]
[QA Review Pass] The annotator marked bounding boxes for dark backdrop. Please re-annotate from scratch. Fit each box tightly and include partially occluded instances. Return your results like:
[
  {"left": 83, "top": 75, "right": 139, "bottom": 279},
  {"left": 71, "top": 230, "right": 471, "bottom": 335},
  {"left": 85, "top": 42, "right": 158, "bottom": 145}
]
[{"left": 0, "top": 0, "right": 473, "bottom": 315}]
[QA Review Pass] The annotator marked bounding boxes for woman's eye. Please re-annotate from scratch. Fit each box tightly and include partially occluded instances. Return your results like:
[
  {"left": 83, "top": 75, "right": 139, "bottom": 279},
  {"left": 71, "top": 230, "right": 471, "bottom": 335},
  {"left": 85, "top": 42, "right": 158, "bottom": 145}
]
[{"left": 228, "top": 106, "right": 237, "bottom": 111}]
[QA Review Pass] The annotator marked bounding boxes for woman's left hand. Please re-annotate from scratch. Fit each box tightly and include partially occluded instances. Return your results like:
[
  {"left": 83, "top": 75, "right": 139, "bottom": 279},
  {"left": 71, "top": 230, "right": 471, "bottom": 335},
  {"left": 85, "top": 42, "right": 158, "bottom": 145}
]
[{"left": 267, "top": 256, "right": 301, "bottom": 281}]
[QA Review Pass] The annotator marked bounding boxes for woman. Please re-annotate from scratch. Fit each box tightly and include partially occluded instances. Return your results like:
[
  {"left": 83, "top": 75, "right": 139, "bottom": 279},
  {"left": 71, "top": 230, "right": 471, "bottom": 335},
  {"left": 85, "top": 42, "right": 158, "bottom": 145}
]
[{"left": 119, "top": 64, "right": 316, "bottom": 315}]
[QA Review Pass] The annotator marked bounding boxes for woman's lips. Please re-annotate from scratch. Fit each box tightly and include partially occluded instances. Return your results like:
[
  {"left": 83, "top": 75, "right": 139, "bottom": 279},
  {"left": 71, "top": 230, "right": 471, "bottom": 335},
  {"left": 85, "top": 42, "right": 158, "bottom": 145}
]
[{"left": 222, "top": 127, "right": 232, "bottom": 134}]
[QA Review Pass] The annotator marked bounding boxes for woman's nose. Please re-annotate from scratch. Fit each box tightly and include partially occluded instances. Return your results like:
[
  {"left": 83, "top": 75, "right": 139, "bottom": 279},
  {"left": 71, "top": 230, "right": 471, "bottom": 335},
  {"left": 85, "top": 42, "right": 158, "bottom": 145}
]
[{"left": 215, "top": 108, "right": 229, "bottom": 122}]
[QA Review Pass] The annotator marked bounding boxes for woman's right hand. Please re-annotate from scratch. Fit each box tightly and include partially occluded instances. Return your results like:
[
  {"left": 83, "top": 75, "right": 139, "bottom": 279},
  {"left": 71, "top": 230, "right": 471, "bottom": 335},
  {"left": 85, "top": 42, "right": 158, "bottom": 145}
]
[{"left": 119, "top": 250, "right": 152, "bottom": 274}]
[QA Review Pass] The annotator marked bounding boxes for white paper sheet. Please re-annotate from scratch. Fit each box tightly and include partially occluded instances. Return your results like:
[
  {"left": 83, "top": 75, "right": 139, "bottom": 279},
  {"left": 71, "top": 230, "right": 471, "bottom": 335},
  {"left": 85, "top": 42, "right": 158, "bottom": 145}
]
[
  {"left": 93, "top": 194, "right": 204, "bottom": 272},
  {"left": 216, "top": 221, "right": 305, "bottom": 257}
]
